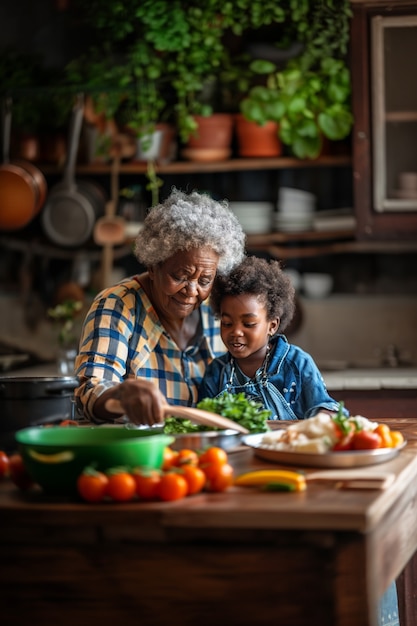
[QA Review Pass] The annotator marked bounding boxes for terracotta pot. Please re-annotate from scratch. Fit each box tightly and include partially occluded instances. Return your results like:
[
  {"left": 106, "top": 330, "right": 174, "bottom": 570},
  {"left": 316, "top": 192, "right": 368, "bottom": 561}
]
[
  {"left": 183, "top": 114, "right": 233, "bottom": 161},
  {"left": 235, "top": 114, "right": 282, "bottom": 157}
]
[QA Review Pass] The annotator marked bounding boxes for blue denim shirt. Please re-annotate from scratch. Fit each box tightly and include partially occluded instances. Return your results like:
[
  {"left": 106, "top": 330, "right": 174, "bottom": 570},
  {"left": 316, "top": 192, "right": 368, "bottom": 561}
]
[{"left": 198, "top": 335, "right": 343, "bottom": 420}]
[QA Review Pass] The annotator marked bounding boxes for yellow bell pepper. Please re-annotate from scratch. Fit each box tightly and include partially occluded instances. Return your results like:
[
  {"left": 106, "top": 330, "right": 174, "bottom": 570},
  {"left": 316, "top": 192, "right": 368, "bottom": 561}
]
[{"left": 235, "top": 469, "right": 307, "bottom": 491}]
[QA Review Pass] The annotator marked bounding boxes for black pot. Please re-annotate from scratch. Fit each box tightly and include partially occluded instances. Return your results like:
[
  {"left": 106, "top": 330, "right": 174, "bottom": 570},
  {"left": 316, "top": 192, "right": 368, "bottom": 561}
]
[{"left": 0, "top": 376, "right": 78, "bottom": 453}]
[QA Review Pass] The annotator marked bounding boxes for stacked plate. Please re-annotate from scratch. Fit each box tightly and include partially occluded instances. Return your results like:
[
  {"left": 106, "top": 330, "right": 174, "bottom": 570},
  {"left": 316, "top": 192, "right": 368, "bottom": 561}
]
[{"left": 274, "top": 187, "right": 316, "bottom": 232}]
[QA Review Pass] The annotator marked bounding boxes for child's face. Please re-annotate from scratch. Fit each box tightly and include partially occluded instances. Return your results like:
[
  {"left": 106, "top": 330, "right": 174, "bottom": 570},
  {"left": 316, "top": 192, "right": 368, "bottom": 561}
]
[{"left": 219, "top": 294, "right": 279, "bottom": 360}]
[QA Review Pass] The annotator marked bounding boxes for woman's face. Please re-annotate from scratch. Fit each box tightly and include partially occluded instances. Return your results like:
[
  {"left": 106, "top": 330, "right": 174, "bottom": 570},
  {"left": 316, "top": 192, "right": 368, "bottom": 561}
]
[
  {"left": 219, "top": 294, "right": 279, "bottom": 360},
  {"left": 149, "top": 247, "right": 219, "bottom": 320}
]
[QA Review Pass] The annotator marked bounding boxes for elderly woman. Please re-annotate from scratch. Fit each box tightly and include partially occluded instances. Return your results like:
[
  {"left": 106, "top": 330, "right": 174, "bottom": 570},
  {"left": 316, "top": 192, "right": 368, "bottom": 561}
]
[{"left": 74, "top": 188, "right": 245, "bottom": 426}]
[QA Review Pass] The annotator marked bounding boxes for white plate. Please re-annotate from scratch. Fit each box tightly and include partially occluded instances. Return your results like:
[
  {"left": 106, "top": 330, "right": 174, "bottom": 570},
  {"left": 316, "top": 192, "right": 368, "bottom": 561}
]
[{"left": 242, "top": 433, "right": 407, "bottom": 468}]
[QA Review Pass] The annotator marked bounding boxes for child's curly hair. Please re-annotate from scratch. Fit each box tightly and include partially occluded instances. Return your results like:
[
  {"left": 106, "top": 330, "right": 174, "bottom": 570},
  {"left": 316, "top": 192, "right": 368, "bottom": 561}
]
[{"left": 209, "top": 256, "right": 295, "bottom": 333}]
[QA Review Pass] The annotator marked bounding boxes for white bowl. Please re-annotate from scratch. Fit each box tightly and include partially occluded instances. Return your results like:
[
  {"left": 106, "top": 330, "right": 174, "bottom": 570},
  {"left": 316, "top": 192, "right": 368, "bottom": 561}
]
[
  {"left": 302, "top": 273, "right": 333, "bottom": 298},
  {"left": 228, "top": 201, "right": 273, "bottom": 234},
  {"left": 278, "top": 187, "right": 316, "bottom": 215}
]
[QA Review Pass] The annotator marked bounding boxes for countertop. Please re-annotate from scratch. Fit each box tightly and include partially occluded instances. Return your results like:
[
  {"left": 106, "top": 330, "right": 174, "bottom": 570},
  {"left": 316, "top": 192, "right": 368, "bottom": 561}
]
[
  {"left": 1, "top": 417, "right": 417, "bottom": 626},
  {"left": 322, "top": 367, "right": 417, "bottom": 390}
]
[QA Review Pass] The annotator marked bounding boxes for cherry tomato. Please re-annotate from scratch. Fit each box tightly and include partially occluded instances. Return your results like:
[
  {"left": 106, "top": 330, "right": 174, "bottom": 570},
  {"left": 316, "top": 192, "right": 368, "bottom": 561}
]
[
  {"left": 333, "top": 432, "right": 354, "bottom": 451},
  {"left": 198, "top": 447, "right": 228, "bottom": 480},
  {"left": 106, "top": 471, "right": 136, "bottom": 502},
  {"left": 157, "top": 472, "right": 188, "bottom": 502},
  {"left": 174, "top": 448, "right": 199, "bottom": 467},
  {"left": 59, "top": 420, "right": 79, "bottom": 427},
  {"left": 374, "top": 424, "right": 393, "bottom": 448},
  {"left": 133, "top": 469, "right": 162, "bottom": 500},
  {"left": 162, "top": 447, "right": 179, "bottom": 471},
  {"left": 351, "top": 430, "right": 382, "bottom": 450},
  {"left": 205, "top": 462, "right": 234, "bottom": 493},
  {"left": 77, "top": 469, "right": 109, "bottom": 503},
  {"left": 0, "top": 450, "right": 10, "bottom": 479},
  {"left": 8, "top": 453, "right": 34, "bottom": 490},
  {"left": 181, "top": 465, "right": 206, "bottom": 495},
  {"left": 390, "top": 430, "right": 404, "bottom": 448}
]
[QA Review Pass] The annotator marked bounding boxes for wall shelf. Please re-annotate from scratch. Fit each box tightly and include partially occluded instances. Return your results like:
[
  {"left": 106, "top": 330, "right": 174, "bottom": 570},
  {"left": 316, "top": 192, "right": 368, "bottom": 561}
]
[
  {"left": 246, "top": 229, "right": 417, "bottom": 259},
  {"left": 40, "top": 155, "right": 352, "bottom": 176}
]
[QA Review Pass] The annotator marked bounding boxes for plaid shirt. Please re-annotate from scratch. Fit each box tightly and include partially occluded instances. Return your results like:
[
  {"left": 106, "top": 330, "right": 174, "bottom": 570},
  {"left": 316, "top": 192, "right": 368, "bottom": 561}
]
[{"left": 74, "top": 276, "right": 223, "bottom": 422}]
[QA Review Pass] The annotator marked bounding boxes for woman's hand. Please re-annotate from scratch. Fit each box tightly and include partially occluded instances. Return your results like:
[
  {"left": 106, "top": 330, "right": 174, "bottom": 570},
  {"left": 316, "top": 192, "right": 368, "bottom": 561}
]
[{"left": 97, "top": 378, "right": 167, "bottom": 426}]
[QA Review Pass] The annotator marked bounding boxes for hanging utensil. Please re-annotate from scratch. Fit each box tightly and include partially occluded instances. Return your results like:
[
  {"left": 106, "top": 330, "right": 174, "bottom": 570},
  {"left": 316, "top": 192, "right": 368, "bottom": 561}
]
[
  {"left": 93, "top": 153, "right": 126, "bottom": 246},
  {"left": 41, "top": 93, "right": 106, "bottom": 247},
  {"left": 0, "top": 97, "right": 47, "bottom": 231},
  {"left": 105, "top": 398, "right": 249, "bottom": 434},
  {"left": 94, "top": 152, "right": 126, "bottom": 290}
]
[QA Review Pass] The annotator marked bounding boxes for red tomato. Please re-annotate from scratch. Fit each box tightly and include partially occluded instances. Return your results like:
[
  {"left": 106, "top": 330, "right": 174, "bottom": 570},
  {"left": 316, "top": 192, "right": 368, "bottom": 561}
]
[
  {"left": 181, "top": 465, "right": 206, "bottom": 495},
  {"left": 106, "top": 471, "right": 137, "bottom": 502},
  {"left": 77, "top": 469, "right": 109, "bottom": 503},
  {"left": 0, "top": 450, "right": 10, "bottom": 479},
  {"left": 8, "top": 453, "right": 34, "bottom": 491},
  {"left": 157, "top": 472, "right": 188, "bottom": 502},
  {"left": 333, "top": 432, "right": 354, "bottom": 451},
  {"left": 205, "top": 462, "right": 234, "bottom": 493},
  {"left": 133, "top": 469, "right": 162, "bottom": 500},
  {"left": 174, "top": 448, "right": 199, "bottom": 467},
  {"left": 351, "top": 430, "right": 382, "bottom": 450},
  {"left": 198, "top": 447, "right": 228, "bottom": 480}
]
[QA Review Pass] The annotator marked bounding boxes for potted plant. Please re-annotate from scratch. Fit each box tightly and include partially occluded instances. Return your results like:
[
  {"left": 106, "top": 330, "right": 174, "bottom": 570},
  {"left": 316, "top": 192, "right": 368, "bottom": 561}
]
[
  {"left": 66, "top": 1, "right": 354, "bottom": 161},
  {"left": 64, "top": 48, "right": 131, "bottom": 162},
  {"left": 238, "top": 0, "right": 353, "bottom": 159},
  {"left": 70, "top": 1, "right": 290, "bottom": 145}
]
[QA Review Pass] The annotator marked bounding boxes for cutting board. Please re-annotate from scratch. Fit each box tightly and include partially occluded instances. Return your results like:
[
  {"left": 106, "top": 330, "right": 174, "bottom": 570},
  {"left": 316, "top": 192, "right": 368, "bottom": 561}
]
[{"left": 306, "top": 468, "right": 395, "bottom": 489}]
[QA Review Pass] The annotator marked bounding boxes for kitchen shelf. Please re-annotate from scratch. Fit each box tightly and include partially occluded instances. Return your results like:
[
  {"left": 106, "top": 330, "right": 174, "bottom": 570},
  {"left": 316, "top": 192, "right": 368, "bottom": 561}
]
[
  {"left": 39, "top": 155, "right": 351, "bottom": 176},
  {"left": 0, "top": 235, "right": 132, "bottom": 261},
  {"left": 246, "top": 229, "right": 417, "bottom": 259},
  {"left": 385, "top": 111, "right": 417, "bottom": 122}
]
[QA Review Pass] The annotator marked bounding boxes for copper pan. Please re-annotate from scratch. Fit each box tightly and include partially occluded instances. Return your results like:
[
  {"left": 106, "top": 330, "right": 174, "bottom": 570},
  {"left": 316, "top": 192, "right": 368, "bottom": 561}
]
[{"left": 0, "top": 98, "right": 47, "bottom": 231}]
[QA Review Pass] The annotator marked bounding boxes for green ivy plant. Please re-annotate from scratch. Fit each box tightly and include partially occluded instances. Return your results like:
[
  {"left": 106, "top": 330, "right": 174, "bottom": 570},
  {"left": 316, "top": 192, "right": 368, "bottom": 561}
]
[
  {"left": 71, "top": 0, "right": 295, "bottom": 143},
  {"left": 67, "top": 0, "right": 354, "bottom": 153}
]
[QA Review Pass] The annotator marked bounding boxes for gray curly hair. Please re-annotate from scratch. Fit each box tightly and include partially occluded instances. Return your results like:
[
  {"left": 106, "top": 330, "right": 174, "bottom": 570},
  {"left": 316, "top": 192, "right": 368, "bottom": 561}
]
[{"left": 134, "top": 188, "right": 246, "bottom": 275}]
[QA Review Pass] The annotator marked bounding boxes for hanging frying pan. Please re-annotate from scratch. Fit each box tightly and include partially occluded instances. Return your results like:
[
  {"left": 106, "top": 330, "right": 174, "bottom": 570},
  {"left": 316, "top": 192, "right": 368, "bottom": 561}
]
[
  {"left": 0, "top": 97, "right": 47, "bottom": 231},
  {"left": 41, "top": 93, "right": 106, "bottom": 247}
]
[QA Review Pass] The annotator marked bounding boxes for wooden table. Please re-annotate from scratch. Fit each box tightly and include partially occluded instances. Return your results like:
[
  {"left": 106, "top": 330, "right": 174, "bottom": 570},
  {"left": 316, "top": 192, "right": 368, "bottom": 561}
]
[{"left": 1, "top": 417, "right": 417, "bottom": 626}]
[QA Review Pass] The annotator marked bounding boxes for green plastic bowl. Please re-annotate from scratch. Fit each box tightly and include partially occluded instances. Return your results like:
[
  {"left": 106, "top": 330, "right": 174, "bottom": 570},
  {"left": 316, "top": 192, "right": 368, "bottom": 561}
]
[{"left": 16, "top": 426, "right": 174, "bottom": 495}]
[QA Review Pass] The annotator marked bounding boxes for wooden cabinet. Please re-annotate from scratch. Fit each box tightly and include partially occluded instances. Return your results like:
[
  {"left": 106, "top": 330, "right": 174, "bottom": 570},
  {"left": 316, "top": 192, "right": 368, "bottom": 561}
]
[
  {"left": 331, "top": 388, "right": 417, "bottom": 418},
  {"left": 351, "top": 0, "right": 417, "bottom": 240}
]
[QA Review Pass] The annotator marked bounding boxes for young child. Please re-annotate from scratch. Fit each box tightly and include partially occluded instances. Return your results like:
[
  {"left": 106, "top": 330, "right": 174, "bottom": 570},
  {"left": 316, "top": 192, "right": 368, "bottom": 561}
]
[{"left": 198, "top": 255, "right": 343, "bottom": 420}]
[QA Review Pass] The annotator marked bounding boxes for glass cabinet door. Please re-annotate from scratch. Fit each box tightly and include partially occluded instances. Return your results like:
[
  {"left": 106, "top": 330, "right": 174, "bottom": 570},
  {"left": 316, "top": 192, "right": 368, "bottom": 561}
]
[{"left": 371, "top": 15, "right": 417, "bottom": 213}]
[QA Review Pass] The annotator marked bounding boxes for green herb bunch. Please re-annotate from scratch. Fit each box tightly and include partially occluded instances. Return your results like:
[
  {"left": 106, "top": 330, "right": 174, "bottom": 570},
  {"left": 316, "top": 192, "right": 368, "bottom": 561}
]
[{"left": 164, "top": 392, "right": 271, "bottom": 434}]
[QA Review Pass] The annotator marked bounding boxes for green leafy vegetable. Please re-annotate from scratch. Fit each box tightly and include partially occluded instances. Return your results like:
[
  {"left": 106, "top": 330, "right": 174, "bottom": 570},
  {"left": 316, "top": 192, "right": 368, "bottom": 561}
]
[
  {"left": 331, "top": 401, "right": 351, "bottom": 435},
  {"left": 164, "top": 392, "right": 271, "bottom": 435}
]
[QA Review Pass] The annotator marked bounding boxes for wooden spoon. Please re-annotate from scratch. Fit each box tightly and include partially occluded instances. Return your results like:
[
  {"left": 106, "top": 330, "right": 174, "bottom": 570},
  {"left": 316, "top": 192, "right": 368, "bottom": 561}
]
[
  {"left": 94, "top": 153, "right": 126, "bottom": 290},
  {"left": 105, "top": 398, "right": 249, "bottom": 434}
]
